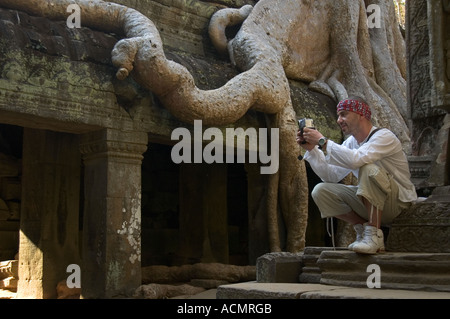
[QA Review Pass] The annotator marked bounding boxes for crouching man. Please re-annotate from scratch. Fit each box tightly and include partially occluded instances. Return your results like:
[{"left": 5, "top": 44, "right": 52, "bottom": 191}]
[{"left": 296, "top": 97, "right": 417, "bottom": 254}]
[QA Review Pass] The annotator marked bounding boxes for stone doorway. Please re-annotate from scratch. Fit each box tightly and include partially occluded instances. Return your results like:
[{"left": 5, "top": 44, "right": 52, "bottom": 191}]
[
  {"left": 0, "top": 124, "right": 23, "bottom": 263},
  {"left": 141, "top": 142, "right": 250, "bottom": 267},
  {"left": 0, "top": 123, "right": 83, "bottom": 298},
  {"left": 0, "top": 122, "right": 150, "bottom": 298}
]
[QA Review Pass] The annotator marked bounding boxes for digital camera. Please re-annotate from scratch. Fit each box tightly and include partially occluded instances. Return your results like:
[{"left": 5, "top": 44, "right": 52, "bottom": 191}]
[{"left": 297, "top": 118, "right": 315, "bottom": 144}]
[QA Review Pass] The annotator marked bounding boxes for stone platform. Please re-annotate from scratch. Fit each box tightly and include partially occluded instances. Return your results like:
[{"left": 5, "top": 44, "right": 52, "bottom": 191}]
[
  {"left": 216, "top": 247, "right": 450, "bottom": 299},
  {"left": 216, "top": 282, "right": 450, "bottom": 299},
  {"left": 317, "top": 250, "right": 450, "bottom": 292}
]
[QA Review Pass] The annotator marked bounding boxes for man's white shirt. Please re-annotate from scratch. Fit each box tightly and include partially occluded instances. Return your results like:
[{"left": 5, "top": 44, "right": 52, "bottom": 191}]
[{"left": 303, "top": 127, "right": 417, "bottom": 203}]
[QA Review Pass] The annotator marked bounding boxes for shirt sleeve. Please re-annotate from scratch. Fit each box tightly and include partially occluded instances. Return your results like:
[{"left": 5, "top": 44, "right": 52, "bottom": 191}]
[{"left": 303, "top": 146, "right": 352, "bottom": 183}]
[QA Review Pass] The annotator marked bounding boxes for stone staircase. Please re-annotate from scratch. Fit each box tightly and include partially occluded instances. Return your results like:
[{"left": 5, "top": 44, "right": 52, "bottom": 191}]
[
  {"left": 216, "top": 248, "right": 450, "bottom": 299},
  {"left": 254, "top": 247, "right": 450, "bottom": 292}
]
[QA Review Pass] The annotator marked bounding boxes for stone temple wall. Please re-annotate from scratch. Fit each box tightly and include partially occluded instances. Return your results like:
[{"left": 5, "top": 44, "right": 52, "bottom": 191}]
[{"left": 406, "top": 0, "right": 449, "bottom": 193}]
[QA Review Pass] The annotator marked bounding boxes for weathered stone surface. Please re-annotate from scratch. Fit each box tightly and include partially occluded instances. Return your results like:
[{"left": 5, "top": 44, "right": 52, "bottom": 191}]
[
  {"left": 387, "top": 190, "right": 450, "bottom": 253},
  {"left": 256, "top": 252, "right": 303, "bottom": 283},
  {"left": 318, "top": 250, "right": 450, "bottom": 292},
  {"left": 407, "top": 0, "right": 449, "bottom": 190},
  {"left": 298, "top": 247, "right": 347, "bottom": 284},
  {"left": 217, "top": 281, "right": 339, "bottom": 299},
  {"left": 217, "top": 281, "right": 450, "bottom": 299},
  {"left": 79, "top": 128, "right": 148, "bottom": 298}
]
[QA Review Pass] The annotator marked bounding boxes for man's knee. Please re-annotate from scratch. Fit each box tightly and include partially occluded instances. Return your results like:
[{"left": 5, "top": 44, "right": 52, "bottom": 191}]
[{"left": 311, "top": 182, "right": 331, "bottom": 203}]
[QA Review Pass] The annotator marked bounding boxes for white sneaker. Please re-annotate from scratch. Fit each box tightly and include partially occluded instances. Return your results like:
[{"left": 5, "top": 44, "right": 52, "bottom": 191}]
[
  {"left": 353, "top": 224, "right": 382, "bottom": 254},
  {"left": 347, "top": 224, "right": 364, "bottom": 251}
]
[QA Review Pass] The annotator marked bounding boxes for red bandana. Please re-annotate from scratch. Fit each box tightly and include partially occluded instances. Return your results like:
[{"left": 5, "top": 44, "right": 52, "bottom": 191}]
[{"left": 337, "top": 99, "right": 371, "bottom": 120}]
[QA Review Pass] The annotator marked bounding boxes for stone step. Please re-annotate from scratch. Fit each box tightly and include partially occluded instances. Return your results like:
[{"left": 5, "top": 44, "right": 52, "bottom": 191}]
[
  {"left": 318, "top": 250, "right": 450, "bottom": 292},
  {"left": 298, "top": 247, "right": 347, "bottom": 283},
  {"left": 255, "top": 248, "right": 450, "bottom": 295},
  {"left": 216, "top": 282, "right": 450, "bottom": 299}
]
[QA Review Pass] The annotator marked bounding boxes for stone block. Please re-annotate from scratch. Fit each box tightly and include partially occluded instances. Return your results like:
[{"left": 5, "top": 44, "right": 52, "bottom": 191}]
[
  {"left": 256, "top": 252, "right": 303, "bottom": 283},
  {"left": 387, "top": 193, "right": 450, "bottom": 253}
]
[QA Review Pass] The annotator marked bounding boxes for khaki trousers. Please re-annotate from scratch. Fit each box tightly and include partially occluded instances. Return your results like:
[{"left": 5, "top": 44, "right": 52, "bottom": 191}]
[{"left": 311, "top": 164, "right": 408, "bottom": 226}]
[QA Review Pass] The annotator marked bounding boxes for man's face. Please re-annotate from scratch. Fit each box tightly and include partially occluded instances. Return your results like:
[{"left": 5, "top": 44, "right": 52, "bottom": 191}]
[{"left": 337, "top": 110, "right": 360, "bottom": 136}]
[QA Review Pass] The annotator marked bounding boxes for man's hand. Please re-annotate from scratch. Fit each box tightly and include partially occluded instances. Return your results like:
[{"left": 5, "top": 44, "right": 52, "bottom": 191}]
[
  {"left": 296, "top": 127, "right": 324, "bottom": 151},
  {"left": 296, "top": 128, "right": 314, "bottom": 151}
]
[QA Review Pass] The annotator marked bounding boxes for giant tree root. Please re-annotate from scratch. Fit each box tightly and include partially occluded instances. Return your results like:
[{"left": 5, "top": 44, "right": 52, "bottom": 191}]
[{"left": 141, "top": 262, "right": 256, "bottom": 284}]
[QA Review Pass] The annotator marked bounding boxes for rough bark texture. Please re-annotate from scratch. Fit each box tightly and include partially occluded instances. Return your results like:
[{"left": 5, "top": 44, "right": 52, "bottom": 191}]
[{"left": 0, "top": 0, "right": 408, "bottom": 253}]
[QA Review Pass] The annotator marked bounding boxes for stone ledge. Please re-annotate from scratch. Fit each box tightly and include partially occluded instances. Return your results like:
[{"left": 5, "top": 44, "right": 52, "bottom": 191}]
[
  {"left": 216, "top": 282, "right": 450, "bottom": 299},
  {"left": 217, "top": 282, "right": 340, "bottom": 299}
]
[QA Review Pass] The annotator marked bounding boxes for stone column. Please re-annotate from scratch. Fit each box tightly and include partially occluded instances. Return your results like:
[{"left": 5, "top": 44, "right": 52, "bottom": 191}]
[
  {"left": 79, "top": 129, "right": 147, "bottom": 298},
  {"left": 17, "top": 129, "right": 81, "bottom": 299}
]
